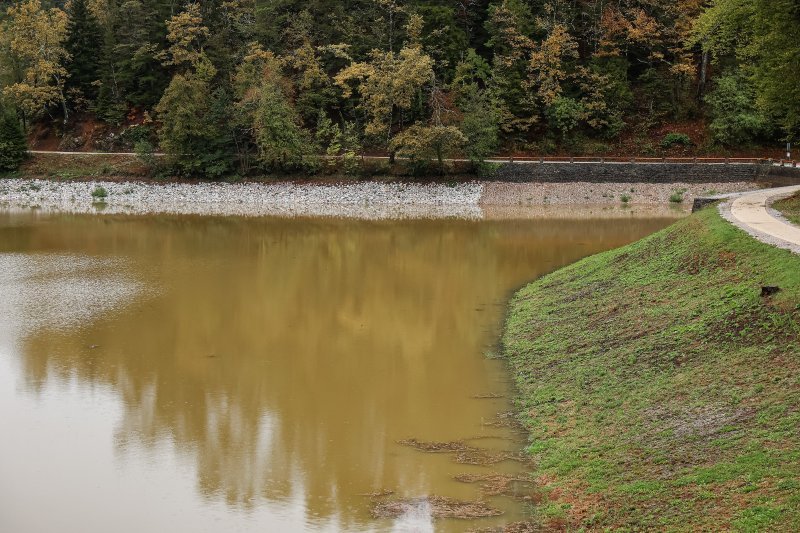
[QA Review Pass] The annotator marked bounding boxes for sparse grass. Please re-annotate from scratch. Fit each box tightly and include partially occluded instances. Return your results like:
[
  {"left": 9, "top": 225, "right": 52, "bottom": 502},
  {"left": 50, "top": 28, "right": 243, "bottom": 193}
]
[
  {"left": 620, "top": 194, "right": 631, "bottom": 204},
  {"left": 20, "top": 153, "right": 150, "bottom": 180},
  {"left": 773, "top": 191, "right": 800, "bottom": 226},
  {"left": 503, "top": 208, "right": 800, "bottom": 530}
]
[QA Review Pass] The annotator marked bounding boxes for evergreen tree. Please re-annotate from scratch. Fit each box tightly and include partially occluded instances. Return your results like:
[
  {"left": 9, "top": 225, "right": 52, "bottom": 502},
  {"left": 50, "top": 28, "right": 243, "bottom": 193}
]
[
  {"left": 64, "top": 0, "right": 104, "bottom": 103},
  {"left": 0, "top": 108, "right": 27, "bottom": 171}
]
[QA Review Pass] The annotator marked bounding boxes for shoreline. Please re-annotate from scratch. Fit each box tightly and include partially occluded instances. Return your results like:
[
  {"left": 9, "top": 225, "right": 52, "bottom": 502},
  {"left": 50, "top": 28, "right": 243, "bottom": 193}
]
[{"left": 0, "top": 177, "right": 763, "bottom": 220}]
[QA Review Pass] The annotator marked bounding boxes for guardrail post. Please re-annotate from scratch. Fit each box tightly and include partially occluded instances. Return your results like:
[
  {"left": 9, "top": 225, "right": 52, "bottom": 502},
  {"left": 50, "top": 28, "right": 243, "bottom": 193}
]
[
  {"left": 725, "top": 157, "right": 729, "bottom": 164},
  {"left": 569, "top": 157, "right": 574, "bottom": 163},
  {"left": 600, "top": 157, "right": 605, "bottom": 164},
  {"left": 539, "top": 157, "right": 544, "bottom": 164},
  {"left": 693, "top": 157, "right": 697, "bottom": 164},
  {"left": 630, "top": 157, "right": 636, "bottom": 163}
]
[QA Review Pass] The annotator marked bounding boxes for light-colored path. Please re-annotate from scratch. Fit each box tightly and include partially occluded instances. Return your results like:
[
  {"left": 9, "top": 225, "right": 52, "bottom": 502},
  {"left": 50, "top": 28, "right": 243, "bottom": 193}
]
[{"left": 726, "top": 185, "right": 800, "bottom": 254}]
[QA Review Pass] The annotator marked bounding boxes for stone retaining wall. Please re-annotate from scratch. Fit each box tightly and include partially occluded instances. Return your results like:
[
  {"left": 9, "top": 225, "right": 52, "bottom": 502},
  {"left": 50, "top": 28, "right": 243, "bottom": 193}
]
[{"left": 494, "top": 162, "right": 786, "bottom": 184}]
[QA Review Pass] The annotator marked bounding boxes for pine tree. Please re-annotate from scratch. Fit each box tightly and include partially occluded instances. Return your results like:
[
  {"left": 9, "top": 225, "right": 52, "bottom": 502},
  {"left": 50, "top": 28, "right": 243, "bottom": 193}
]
[
  {"left": 0, "top": 110, "right": 28, "bottom": 171},
  {"left": 64, "top": 0, "right": 104, "bottom": 102}
]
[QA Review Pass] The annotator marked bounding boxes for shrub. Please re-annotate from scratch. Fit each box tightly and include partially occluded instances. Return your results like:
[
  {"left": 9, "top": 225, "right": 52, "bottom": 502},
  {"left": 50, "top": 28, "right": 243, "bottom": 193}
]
[
  {"left": 0, "top": 111, "right": 28, "bottom": 171},
  {"left": 661, "top": 133, "right": 692, "bottom": 149},
  {"left": 91, "top": 185, "right": 108, "bottom": 199},
  {"left": 621, "top": 194, "right": 631, "bottom": 203},
  {"left": 547, "top": 96, "right": 585, "bottom": 138},
  {"left": 670, "top": 189, "right": 686, "bottom": 203}
]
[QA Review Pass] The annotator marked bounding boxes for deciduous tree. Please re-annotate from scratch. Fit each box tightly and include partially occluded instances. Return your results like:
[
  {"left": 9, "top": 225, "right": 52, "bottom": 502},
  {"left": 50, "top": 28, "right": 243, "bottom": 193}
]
[{"left": 0, "top": 0, "right": 69, "bottom": 125}]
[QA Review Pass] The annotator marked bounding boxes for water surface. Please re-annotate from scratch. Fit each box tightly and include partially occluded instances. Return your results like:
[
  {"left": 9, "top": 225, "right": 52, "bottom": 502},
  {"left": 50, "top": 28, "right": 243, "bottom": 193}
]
[{"left": 0, "top": 211, "right": 675, "bottom": 531}]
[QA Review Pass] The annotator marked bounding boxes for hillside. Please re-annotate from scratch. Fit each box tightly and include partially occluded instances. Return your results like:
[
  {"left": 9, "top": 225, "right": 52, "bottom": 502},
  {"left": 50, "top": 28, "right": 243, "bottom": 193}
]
[{"left": 503, "top": 208, "right": 800, "bottom": 530}]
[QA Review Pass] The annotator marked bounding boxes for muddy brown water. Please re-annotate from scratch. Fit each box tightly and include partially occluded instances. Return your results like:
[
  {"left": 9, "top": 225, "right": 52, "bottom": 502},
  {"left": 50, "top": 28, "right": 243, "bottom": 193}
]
[{"left": 0, "top": 210, "right": 676, "bottom": 532}]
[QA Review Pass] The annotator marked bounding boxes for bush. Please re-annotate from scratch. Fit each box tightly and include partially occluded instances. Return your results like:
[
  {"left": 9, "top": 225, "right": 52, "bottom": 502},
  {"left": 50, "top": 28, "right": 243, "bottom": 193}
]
[
  {"left": 547, "top": 96, "right": 585, "bottom": 137},
  {"left": 670, "top": 189, "right": 686, "bottom": 203},
  {"left": 91, "top": 185, "right": 108, "bottom": 199},
  {"left": 661, "top": 133, "right": 692, "bottom": 149},
  {"left": 0, "top": 111, "right": 28, "bottom": 171}
]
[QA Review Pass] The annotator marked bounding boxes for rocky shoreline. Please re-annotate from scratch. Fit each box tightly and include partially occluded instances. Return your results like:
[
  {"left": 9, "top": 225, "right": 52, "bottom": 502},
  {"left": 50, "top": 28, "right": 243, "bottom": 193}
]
[{"left": 0, "top": 178, "right": 762, "bottom": 219}]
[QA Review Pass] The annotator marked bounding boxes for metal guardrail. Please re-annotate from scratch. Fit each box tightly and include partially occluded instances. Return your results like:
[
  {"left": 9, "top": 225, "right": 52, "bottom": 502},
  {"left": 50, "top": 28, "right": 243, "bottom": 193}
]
[{"left": 26, "top": 150, "right": 798, "bottom": 167}]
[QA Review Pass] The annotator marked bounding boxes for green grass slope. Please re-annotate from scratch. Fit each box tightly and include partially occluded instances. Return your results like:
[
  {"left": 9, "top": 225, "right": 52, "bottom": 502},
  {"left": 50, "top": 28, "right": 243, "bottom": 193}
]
[
  {"left": 774, "top": 191, "right": 800, "bottom": 226},
  {"left": 503, "top": 208, "right": 800, "bottom": 531}
]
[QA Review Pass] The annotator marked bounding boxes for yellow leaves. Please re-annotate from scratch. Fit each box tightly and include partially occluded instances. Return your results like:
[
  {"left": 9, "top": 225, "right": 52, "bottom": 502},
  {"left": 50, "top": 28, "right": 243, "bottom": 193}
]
[
  {"left": 528, "top": 24, "right": 578, "bottom": 107},
  {"left": 1, "top": 0, "right": 68, "bottom": 118},
  {"left": 628, "top": 9, "right": 661, "bottom": 45},
  {"left": 234, "top": 43, "right": 283, "bottom": 101},
  {"left": 162, "top": 3, "right": 210, "bottom": 67},
  {"left": 285, "top": 42, "right": 329, "bottom": 91},
  {"left": 599, "top": 7, "right": 662, "bottom": 56},
  {"left": 334, "top": 45, "right": 433, "bottom": 139},
  {"left": 389, "top": 124, "right": 466, "bottom": 164},
  {"left": 405, "top": 14, "right": 424, "bottom": 48}
]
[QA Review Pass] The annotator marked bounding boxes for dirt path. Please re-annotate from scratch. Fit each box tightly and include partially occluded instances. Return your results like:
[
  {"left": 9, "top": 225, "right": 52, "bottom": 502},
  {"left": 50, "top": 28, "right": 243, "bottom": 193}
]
[{"left": 723, "top": 185, "right": 800, "bottom": 254}]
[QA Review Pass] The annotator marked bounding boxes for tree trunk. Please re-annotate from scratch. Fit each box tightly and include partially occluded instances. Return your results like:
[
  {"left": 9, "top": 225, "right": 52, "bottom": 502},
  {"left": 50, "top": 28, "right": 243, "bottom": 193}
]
[{"left": 698, "top": 49, "right": 709, "bottom": 100}]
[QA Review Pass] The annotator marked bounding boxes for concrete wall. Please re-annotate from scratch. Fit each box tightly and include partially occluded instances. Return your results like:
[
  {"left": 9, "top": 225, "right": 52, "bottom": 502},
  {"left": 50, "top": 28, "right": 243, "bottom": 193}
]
[{"left": 493, "top": 162, "right": 792, "bottom": 184}]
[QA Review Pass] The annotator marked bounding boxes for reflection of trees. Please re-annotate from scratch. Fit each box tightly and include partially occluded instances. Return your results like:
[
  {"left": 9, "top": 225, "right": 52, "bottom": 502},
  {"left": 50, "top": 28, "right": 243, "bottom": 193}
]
[{"left": 16, "top": 215, "right": 671, "bottom": 528}]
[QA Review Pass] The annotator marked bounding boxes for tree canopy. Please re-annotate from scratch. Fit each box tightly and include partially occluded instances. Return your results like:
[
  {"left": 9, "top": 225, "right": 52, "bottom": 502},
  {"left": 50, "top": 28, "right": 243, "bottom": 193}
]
[{"left": 1, "top": 0, "right": 797, "bottom": 176}]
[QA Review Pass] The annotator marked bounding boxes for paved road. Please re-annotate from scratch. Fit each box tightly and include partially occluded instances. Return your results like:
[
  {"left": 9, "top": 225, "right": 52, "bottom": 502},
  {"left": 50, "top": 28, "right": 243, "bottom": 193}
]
[{"left": 727, "top": 185, "right": 800, "bottom": 254}]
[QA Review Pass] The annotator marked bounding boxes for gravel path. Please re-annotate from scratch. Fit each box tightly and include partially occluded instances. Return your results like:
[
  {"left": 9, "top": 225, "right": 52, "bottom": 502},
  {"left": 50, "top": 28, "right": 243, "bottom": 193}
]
[{"left": 0, "top": 178, "right": 763, "bottom": 220}]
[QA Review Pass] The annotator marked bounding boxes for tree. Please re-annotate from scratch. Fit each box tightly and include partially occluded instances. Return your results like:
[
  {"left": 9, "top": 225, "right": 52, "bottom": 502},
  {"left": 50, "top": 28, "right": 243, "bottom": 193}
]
[
  {"left": 64, "top": 0, "right": 104, "bottom": 103},
  {"left": 0, "top": 0, "right": 69, "bottom": 126},
  {"left": 705, "top": 71, "right": 769, "bottom": 145},
  {"left": 390, "top": 124, "right": 466, "bottom": 174},
  {"left": 156, "top": 5, "right": 233, "bottom": 178},
  {"left": 484, "top": 0, "right": 535, "bottom": 135},
  {"left": 460, "top": 94, "right": 500, "bottom": 163},
  {"left": 334, "top": 15, "right": 434, "bottom": 148},
  {"left": 0, "top": 108, "right": 27, "bottom": 171},
  {"left": 156, "top": 59, "right": 233, "bottom": 178},
  {"left": 234, "top": 44, "right": 315, "bottom": 171},
  {"left": 694, "top": 0, "right": 800, "bottom": 139}
]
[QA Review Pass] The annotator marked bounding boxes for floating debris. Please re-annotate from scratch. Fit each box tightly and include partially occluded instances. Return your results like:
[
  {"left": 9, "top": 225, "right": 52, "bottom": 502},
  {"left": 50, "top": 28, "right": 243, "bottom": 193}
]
[
  {"left": 468, "top": 521, "right": 541, "bottom": 533},
  {"left": 454, "top": 473, "right": 539, "bottom": 500},
  {"left": 372, "top": 495, "right": 502, "bottom": 519},
  {"left": 398, "top": 438, "right": 527, "bottom": 465},
  {"left": 359, "top": 489, "right": 394, "bottom": 498}
]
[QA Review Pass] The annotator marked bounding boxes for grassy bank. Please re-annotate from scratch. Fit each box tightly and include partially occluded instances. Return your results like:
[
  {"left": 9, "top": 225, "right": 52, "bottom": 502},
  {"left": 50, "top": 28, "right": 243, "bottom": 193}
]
[
  {"left": 774, "top": 192, "right": 800, "bottom": 226},
  {"left": 7, "top": 153, "right": 477, "bottom": 182},
  {"left": 503, "top": 207, "right": 800, "bottom": 530}
]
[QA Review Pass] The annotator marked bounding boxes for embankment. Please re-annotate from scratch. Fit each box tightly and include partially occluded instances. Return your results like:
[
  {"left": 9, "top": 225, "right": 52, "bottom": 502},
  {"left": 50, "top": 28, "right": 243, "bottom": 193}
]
[{"left": 502, "top": 207, "right": 800, "bottom": 530}]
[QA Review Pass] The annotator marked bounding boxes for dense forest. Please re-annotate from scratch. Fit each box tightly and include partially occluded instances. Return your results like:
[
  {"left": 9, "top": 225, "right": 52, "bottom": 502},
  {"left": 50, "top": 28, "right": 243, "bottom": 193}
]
[{"left": 0, "top": 0, "right": 798, "bottom": 177}]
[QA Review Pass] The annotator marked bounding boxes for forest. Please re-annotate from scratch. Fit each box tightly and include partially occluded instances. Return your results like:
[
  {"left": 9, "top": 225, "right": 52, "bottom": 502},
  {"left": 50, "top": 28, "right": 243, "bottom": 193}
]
[{"left": 0, "top": 0, "right": 799, "bottom": 177}]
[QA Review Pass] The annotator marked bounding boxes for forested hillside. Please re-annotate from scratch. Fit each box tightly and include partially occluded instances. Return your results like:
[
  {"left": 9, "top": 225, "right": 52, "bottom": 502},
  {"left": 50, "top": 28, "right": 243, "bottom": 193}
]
[{"left": 0, "top": 0, "right": 798, "bottom": 177}]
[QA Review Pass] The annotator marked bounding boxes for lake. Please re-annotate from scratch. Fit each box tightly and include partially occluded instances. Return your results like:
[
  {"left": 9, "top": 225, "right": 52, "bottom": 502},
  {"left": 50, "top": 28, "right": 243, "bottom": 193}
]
[{"left": 0, "top": 210, "right": 675, "bottom": 532}]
